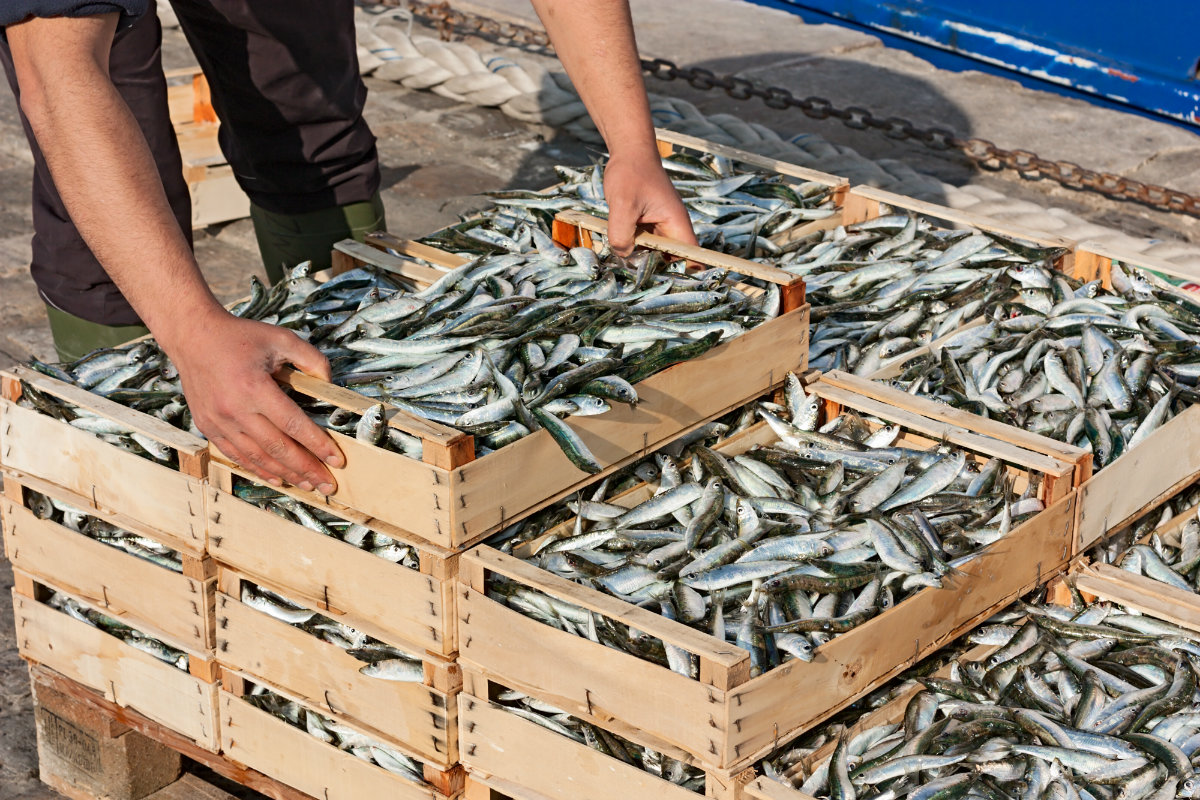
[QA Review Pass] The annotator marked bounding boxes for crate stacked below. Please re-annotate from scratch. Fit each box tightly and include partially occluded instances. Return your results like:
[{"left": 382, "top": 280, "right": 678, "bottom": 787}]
[
  {"left": 459, "top": 667, "right": 756, "bottom": 800},
  {"left": 457, "top": 371, "right": 1082, "bottom": 778}
]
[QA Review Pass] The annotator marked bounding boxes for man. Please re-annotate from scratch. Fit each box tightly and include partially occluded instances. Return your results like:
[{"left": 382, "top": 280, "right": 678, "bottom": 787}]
[{"left": 1, "top": 0, "right": 695, "bottom": 494}]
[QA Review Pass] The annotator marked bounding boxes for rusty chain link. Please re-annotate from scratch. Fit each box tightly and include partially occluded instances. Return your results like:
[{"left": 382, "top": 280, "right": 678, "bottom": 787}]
[{"left": 396, "top": 0, "right": 1200, "bottom": 219}]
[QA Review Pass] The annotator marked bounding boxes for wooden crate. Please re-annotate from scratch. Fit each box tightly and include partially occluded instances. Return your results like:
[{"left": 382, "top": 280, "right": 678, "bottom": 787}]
[
  {"left": 2, "top": 474, "right": 216, "bottom": 657},
  {"left": 212, "top": 219, "right": 810, "bottom": 551},
  {"left": 165, "top": 66, "right": 249, "bottom": 228},
  {"left": 12, "top": 572, "right": 220, "bottom": 751},
  {"left": 0, "top": 368, "right": 209, "bottom": 556},
  {"left": 215, "top": 568, "right": 460, "bottom": 768},
  {"left": 459, "top": 668, "right": 756, "bottom": 800},
  {"left": 207, "top": 461, "right": 458, "bottom": 658},
  {"left": 653, "top": 127, "right": 848, "bottom": 245},
  {"left": 456, "top": 371, "right": 1079, "bottom": 772},
  {"left": 218, "top": 671, "right": 464, "bottom": 799}
]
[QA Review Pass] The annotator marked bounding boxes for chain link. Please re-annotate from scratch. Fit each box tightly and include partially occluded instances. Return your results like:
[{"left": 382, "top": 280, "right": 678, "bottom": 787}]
[{"left": 393, "top": 0, "right": 1200, "bottom": 219}]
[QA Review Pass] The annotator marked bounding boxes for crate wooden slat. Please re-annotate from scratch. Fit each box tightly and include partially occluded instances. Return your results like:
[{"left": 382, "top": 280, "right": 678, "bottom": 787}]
[
  {"left": 13, "top": 574, "right": 220, "bottom": 751},
  {"left": 459, "top": 669, "right": 756, "bottom": 800},
  {"left": 457, "top": 374, "right": 1078, "bottom": 772},
  {"left": 215, "top": 568, "right": 459, "bottom": 767},
  {"left": 818, "top": 370, "right": 1092, "bottom": 491},
  {"left": 207, "top": 461, "right": 457, "bottom": 658},
  {"left": 0, "top": 367, "right": 208, "bottom": 554},
  {"left": 1073, "top": 240, "right": 1200, "bottom": 296},
  {"left": 1074, "top": 563, "right": 1200, "bottom": 634},
  {"left": 214, "top": 223, "right": 810, "bottom": 551},
  {"left": 218, "top": 686, "right": 458, "bottom": 800},
  {"left": 2, "top": 480, "right": 215, "bottom": 656},
  {"left": 1076, "top": 404, "right": 1200, "bottom": 549},
  {"left": 841, "top": 185, "right": 1077, "bottom": 260}
]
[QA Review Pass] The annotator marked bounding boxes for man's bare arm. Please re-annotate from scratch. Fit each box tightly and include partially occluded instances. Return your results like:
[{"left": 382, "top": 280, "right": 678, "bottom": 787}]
[
  {"left": 529, "top": 0, "right": 696, "bottom": 255},
  {"left": 8, "top": 14, "right": 344, "bottom": 493}
]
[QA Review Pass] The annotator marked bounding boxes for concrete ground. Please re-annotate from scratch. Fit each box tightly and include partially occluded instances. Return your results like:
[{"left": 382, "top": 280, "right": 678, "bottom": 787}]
[{"left": 1, "top": 1, "right": 1198, "bottom": 797}]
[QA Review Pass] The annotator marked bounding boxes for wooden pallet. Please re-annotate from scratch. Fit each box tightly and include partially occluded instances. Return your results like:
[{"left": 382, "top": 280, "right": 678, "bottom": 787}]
[
  {"left": 212, "top": 218, "right": 810, "bottom": 551},
  {"left": 207, "top": 461, "right": 459, "bottom": 658},
  {"left": 165, "top": 66, "right": 249, "bottom": 228},
  {"left": 215, "top": 567, "right": 460, "bottom": 769},
  {"left": 456, "top": 371, "right": 1079, "bottom": 773},
  {"left": 0, "top": 368, "right": 209, "bottom": 554},
  {"left": 458, "top": 668, "right": 756, "bottom": 800},
  {"left": 218, "top": 669, "right": 464, "bottom": 799},
  {"left": 3, "top": 475, "right": 217, "bottom": 657},
  {"left": 13, "top": 571, "right": 221, "bottom": 752}
]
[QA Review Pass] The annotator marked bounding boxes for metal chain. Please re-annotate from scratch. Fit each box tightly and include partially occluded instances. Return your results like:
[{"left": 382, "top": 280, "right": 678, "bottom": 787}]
[{"left": 395, "top": 0, "right": 1200, "bottom": 219}]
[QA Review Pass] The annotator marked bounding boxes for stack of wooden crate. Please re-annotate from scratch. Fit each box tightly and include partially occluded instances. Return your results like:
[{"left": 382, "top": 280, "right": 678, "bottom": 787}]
[
  {"left": 0, "top": 370, "right": 219, "bottom": 798},
  {"left": 5, "top": 128, "right": 1199, "bottom": 800}
]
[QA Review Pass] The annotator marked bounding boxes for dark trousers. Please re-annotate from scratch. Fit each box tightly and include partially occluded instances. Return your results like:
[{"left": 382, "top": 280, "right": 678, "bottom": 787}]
[{"left": 0, "top": 0, "right": 380, "bottom": 325}]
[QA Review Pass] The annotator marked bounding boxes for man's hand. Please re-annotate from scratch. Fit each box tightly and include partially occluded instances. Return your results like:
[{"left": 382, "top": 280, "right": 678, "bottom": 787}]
[
  {"left": 169, "top": 309, "right": 344, "bottom": 494},
  {"left": 604, "top": 149, "right": 698, "bottom": 256},
  {"left": 9, "top": 15, "right": 345, "bottom": 494},
  {"left": 530, "top": 0, "right": 697, "bottom": 255}
]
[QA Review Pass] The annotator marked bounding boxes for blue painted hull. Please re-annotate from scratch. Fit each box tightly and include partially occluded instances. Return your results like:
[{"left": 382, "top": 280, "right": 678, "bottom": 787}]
[{"left": 745, "top": 0, "right": 1200, "bottom": 129}]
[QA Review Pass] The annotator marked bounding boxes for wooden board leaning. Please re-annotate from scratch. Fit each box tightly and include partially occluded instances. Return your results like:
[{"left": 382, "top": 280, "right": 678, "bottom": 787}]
[
  {"left": 456, "top": 371, "right": 1078, "bottom": 773},
  {"left": 211, "top": 219, "right": 811, "bottom": 551}
]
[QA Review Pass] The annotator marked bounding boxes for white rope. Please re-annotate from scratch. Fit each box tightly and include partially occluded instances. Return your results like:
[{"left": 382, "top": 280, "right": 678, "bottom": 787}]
[{"left": 355, "top": 6, "right": 1198, "bottom": 274}]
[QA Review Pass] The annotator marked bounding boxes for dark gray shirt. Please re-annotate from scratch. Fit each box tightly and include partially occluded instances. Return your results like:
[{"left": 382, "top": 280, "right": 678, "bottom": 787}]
[{"left": 0, "top": 0, "right": 147, "bottom": 27}]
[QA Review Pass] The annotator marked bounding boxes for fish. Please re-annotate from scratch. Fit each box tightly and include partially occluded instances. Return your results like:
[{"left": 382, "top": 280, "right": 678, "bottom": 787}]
[{"left": 763, "top": 595, "right": 1200, "bottom": 799}]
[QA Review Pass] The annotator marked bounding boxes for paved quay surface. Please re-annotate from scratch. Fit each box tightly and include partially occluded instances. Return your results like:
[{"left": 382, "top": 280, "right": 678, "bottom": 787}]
[{"left": 1, "top": 0, "right": 1198, "bottom": 796}]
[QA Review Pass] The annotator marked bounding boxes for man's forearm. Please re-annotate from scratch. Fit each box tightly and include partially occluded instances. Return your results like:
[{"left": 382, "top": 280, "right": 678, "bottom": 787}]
[
  {"left": 529, "top": 0, "right": 657, "bottom": 158},
  {"left": 9, "top": 15, "right": 225, "bottom": 350}
]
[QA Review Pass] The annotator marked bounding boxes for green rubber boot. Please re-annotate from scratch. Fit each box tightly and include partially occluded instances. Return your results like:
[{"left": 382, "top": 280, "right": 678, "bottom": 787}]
[
  {"left": 250, "top": 192, "right": 387, "bottom": 284},
  {"left": 44, "top": 304, "right": 150, "bottom": 363}
]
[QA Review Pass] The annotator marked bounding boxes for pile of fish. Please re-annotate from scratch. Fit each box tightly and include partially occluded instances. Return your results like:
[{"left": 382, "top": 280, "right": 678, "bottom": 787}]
[
  {"left": 231, "top": 480, "right": 419, "bottom": 568},
  {"left": 14, "top": 370, "right": 189, "bottom": 465},
  {"left": 886, "top": 261, "right": 1200, "bottom": 470},
  {"left": 25, "top": 489, "right": 183, "bottom": 573},
  {"left": 242, "top": 686, "right": 426, "bottom": 783},
  {"left": 485, "top": 372, "right": 1042, "bottom": 678},
  {"left": 762, "top": 596, "right": 1200, "bottom": 800},
  {"left": 785, "top": 215, "right": 1066, "bottom": 375},
  {"left": 297, "top": 235, "right": 778, "bottom": 472},
  {"left": 422, "top": 153, "right": 837, "bottom": 260},
  {"left": 239, "top": 583, "right": 424, "bottom": 682},
  {"left": 490, "top": 686, "right": 705, "bottom": 792},
  {"left": 47, "top": 591, "right": 189, "bottom": 670}
]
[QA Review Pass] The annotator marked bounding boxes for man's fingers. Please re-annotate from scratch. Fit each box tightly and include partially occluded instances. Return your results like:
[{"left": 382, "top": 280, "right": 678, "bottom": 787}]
[
  {"left": 242, "top": 414, "right": 337, "bottom": 495},
  {"left": 606, "top": 201, "right": 638, "bottom": 257},
  {"left": 276, "top": 330, "right": 333, "bottom": 382},
  {"left": 653, "top": 205, "right": 700, "bottom": 247},
  {"left": 207, "top": 434, "right": 279, "bottom": 485},
  {"left": 262, "top": 385, "right": 345, "bottom": 469}
]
